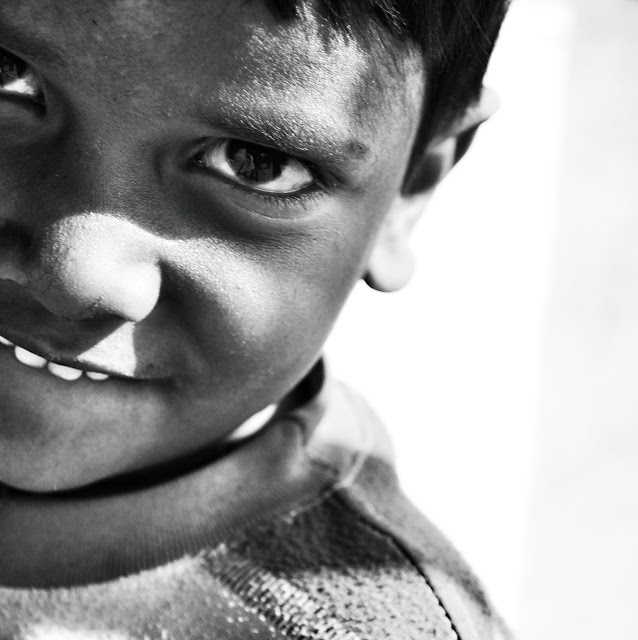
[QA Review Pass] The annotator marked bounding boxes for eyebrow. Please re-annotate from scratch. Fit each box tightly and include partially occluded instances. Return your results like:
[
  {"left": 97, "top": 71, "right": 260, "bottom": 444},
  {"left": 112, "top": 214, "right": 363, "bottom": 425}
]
[
  {"left": 0, "top": 15, "right": 65, "bottom": 67},
  {"left": 0, "top": 14, "right": 373, "bottom": 175},
  {"left": 195, "top": 97, "right": 372, "bottom": 175}
]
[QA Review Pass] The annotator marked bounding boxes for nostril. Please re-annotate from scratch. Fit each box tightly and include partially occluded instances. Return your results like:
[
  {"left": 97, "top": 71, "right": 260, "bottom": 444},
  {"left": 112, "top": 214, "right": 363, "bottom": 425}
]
[
  {"left": 0, "top": 222, "right": 34, "bottom": 286},
  {"left": 0, "top": 221, "right": 33, "bottom": 255}
]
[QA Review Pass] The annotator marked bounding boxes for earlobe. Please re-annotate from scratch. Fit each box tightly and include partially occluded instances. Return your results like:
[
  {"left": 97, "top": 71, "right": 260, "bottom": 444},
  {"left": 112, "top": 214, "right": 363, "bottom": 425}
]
[
  {"left": 364, "top": 192, "right": 430, "bottom": 292},
  {"left": 364, "top": 134, "right": 454, "bottom": 292},
  {"left": 364, "top": 238, "right": 415, "bottom": 293}
]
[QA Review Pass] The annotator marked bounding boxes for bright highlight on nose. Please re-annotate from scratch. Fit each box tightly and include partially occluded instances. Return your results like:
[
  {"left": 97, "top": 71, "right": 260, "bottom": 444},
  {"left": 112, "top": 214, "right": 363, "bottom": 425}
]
[{"left": 27, "top": 213, "right": 163, "bottom": 324}]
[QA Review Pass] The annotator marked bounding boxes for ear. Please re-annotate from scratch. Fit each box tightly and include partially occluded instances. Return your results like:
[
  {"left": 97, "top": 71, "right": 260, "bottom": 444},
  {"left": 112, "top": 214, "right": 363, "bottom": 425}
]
[{"left": 364, "top": 87, "right": 498, "bottom": 292}]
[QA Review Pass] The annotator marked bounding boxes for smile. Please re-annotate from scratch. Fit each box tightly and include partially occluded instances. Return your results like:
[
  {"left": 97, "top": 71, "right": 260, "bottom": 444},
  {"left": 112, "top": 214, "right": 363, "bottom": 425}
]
[{"left": 0, "top": 335, "right": 109, "bottom": 382}]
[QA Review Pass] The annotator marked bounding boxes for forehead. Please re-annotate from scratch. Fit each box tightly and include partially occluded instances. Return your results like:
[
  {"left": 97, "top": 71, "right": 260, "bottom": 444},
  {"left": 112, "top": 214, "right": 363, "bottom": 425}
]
[{"left": 0, "top": 0, "right": 423, "bottom": 157}]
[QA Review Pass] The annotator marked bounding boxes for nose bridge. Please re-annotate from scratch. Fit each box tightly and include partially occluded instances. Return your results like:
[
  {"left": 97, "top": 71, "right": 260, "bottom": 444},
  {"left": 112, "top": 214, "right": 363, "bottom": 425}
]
[
  {"left": 1, "top": 126, "right": 151, "bottom": 240},
  {"left": 49, "top": 115, "right": 157, "bottom": 214}
]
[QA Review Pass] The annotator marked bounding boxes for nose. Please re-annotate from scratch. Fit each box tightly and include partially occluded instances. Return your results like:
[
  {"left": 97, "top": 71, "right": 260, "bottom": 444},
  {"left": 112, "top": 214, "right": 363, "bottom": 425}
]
[{"left": 0, "top": 213, "right": 162, "bottom": 323}]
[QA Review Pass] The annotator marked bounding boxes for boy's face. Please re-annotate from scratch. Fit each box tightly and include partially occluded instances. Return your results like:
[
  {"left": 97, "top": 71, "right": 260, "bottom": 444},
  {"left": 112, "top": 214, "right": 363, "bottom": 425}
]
[{"left": 0, "top": 0, "right": 423, "bottom": 491}]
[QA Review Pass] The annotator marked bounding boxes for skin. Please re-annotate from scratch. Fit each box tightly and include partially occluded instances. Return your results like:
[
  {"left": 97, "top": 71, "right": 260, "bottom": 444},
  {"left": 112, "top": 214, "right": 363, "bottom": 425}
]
[{"left": 0, "top": 0, "right": 426, "bottom": 494}]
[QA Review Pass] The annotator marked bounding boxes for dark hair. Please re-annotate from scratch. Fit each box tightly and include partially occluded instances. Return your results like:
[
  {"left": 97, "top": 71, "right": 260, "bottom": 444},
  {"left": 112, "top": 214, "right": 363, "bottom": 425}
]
[{"left": 269, "top": 0, "right": 511, "bottom": 192}]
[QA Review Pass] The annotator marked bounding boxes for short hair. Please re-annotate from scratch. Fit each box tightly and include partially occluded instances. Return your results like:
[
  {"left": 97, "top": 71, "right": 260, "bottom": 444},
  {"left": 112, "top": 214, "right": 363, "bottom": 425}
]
[{"left": 269, "top": 0, "right": 511, "bottom": 193}]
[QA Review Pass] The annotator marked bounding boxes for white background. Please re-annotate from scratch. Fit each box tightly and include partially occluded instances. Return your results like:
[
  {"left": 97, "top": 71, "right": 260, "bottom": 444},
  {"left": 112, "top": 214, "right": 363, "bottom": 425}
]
[{"left": 327, "top": 0, "right": 638, "bottom": 637}]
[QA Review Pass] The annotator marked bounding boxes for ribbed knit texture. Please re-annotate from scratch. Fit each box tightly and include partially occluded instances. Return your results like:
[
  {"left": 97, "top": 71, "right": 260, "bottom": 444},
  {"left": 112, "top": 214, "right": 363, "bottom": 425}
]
[{"left": 204, "top": 496, "right": 458, "bottom": 639}]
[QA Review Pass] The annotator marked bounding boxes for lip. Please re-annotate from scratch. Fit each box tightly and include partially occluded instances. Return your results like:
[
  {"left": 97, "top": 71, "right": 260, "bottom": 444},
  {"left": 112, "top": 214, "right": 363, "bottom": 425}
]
[{"left": 0, "top": 329, "right": 143, "bottom": 382}]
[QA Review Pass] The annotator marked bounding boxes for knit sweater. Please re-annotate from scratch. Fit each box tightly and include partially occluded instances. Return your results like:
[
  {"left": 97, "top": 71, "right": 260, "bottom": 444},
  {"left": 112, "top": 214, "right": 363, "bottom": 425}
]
[{"left": 0, "top": 366, "right": 512, "bottom": 640}]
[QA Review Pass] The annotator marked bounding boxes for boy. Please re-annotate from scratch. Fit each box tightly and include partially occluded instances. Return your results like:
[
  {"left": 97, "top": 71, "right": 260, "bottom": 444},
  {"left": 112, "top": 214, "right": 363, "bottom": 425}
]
[{"left": 0, "top": 0, "right": 511, "bottom": 637}]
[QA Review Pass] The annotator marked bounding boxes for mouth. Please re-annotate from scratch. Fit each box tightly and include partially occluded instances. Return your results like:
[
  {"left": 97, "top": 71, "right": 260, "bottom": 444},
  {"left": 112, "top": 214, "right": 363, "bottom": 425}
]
[
  {"left": 0, "top": 333, "right": 115, "bottom": 382},
  {"left": 0, "top": 328, "right": 181, "bottom": 492}
]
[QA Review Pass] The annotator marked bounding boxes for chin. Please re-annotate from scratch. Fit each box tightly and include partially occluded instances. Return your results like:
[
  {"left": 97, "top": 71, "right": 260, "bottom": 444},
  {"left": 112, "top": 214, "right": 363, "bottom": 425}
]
[
  {"left": 0, "top": 470, "right": 75, "bottom": 494},
  {"left": 0, "top": 467, "right": 79, "bottom": 495},
  {"left": 0, "top": 446, "right": 108, "bottom": 494}
]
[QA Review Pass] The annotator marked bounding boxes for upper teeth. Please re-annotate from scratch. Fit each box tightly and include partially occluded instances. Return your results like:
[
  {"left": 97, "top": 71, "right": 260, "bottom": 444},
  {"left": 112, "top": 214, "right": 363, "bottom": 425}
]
[{"left": 2, "top": 337, "right": 109, "bottom": 382}]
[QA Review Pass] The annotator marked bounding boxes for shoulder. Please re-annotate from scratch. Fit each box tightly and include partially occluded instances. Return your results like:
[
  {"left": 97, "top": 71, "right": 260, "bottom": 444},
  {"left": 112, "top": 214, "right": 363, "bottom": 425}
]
[
  {"left": 338, "top": 453, "right": 513, "bottom": 640},
  {"left": 207, "top": 380, "right": 513, "bottom": 640}
]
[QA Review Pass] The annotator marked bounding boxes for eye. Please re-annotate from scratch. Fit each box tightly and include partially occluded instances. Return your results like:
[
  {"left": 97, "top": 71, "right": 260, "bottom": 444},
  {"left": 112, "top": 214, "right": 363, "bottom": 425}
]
[
  {"left": 194, "top": 139, "right": 314, "bottom": 194},
  {"left": 0, "top": 47, "right": 42, "bottom": 102}
]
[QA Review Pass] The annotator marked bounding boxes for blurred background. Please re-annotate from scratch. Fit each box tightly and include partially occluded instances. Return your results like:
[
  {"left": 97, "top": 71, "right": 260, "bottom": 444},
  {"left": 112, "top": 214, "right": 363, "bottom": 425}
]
[{"left": 326, "top": 0, "right": 638, "bottom": 637}]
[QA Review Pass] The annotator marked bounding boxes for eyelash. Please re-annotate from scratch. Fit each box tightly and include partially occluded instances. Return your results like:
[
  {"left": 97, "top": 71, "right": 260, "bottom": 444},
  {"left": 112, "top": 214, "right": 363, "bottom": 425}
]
[
  {"left": 235, "top": 183, "right": 324, "bottom": 207},
  {"left": 191, "top": 141, "right": 329, "bottom": 208}
]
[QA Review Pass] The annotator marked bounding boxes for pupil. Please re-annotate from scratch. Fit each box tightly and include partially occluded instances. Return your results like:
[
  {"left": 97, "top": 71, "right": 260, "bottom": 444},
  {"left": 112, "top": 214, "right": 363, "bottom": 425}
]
[
  {"left": 227, "top": 141, "right": 287, "bottom": 184},
  {"left": 0, "top": 49, "right": 26, "bottom": 86}
]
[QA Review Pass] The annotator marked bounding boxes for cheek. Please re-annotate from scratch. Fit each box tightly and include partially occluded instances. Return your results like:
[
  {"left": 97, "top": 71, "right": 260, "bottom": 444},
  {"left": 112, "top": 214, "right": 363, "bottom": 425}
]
[{"left": 167, "top": 216, "right": 377, "bottom": 372}]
